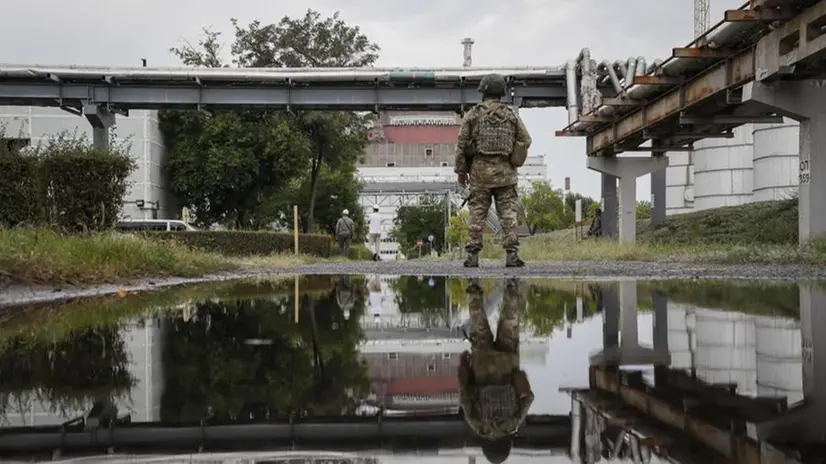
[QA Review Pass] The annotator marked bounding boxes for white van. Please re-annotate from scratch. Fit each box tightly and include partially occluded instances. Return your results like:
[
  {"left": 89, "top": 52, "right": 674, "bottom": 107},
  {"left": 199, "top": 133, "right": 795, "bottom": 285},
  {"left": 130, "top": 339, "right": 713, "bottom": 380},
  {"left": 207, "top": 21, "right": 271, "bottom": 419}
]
[{"left": 115, "top": 219, "right": 197, "bottom": 232}]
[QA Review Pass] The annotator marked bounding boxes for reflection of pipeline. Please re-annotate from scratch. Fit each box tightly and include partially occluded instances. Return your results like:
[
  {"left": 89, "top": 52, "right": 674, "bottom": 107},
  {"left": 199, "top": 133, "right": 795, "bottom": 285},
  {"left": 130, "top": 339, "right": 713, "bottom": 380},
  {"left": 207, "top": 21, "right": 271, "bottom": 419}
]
[{"left": 0, "top": 415, "right": 570, "bottom": 454}]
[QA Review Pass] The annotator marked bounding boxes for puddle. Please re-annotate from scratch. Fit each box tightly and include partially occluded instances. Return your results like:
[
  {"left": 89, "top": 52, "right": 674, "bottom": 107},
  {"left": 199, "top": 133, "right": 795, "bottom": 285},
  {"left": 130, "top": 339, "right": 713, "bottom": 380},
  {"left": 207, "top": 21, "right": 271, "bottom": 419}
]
[{"left": 0, "top": 275, "right": 821, "bottom": 462}]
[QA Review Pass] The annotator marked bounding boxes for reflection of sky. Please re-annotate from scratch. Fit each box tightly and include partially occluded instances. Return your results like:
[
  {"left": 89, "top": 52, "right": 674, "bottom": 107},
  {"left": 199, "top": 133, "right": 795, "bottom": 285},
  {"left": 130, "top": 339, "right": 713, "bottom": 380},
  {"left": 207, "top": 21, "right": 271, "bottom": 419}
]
[{"left": 523, "top": 313, "right": 653, "bottom": 415}]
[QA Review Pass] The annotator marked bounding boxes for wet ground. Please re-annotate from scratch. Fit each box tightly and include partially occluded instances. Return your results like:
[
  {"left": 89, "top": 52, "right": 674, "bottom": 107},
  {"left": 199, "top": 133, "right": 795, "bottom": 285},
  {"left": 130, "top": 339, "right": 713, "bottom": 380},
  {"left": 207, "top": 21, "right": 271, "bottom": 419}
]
[{"left": 0, "top": 275, "right": 820, "bottom": 462}]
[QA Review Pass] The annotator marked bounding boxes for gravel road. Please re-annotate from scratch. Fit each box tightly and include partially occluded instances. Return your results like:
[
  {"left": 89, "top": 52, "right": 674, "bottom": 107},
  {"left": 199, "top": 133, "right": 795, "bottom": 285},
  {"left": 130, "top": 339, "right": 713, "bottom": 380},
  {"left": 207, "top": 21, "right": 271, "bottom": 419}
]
[{"left": 2, "top": 259, "right": 825, "bottom": 308}]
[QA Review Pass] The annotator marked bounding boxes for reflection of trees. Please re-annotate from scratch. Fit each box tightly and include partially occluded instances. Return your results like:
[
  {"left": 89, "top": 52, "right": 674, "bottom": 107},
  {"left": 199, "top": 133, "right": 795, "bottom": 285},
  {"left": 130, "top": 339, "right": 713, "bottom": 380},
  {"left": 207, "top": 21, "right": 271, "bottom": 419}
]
[
  {"left": 0, "top": 327, "right": 133, "bottom": 420},
  {"left": 525, "top": 285, "right": 599, "bottom": 336},
  {"left": 160, "top": 290, "right": 370, "bottom": 423},
  {"left": 391, "top": 277, "right": 448, "bottom": 327}
]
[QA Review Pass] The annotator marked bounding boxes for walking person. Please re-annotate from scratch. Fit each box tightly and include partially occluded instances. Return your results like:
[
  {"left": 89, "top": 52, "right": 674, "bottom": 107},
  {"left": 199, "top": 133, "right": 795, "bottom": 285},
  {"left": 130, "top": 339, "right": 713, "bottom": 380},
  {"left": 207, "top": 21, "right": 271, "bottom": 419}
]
[
  {"left": 455, "top": 73, "right": 532, "bottom": 268},
  {"left": 368, "top": 204, "right": 382, "bottom": 261},
  {"left": 458, "top": 277, "right": 534, "bottom": 463},
  {"left": 335, "top": 209, "right": 356, "bottom": 257}
]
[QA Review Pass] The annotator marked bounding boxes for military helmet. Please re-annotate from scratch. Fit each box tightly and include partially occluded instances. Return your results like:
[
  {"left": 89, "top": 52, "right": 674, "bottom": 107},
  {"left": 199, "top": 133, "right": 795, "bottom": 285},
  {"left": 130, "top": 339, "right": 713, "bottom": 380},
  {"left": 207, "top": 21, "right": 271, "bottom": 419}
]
[{"left": 477, "top": 73, "right": 508, "bottom": 97}]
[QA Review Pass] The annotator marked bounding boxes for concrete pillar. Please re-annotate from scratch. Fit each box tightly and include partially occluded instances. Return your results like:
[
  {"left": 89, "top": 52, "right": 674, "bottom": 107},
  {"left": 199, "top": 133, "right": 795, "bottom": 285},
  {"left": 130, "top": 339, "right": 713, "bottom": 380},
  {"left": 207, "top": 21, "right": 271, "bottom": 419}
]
[
  {"left": 600, "top": 173, "right": 618, "bottom": 238},
  {"left": 602, "top": 284, "right": 619, "bottom": 350},
  {"left": 652, "top": 291, "right": 669, "bottom": 353},
  {"left": 742, "top": 80, "right": 826, "bottom": 242},
  {"left": 649, "top": 142, "right": 667, "bottom": 227},
  {"left": 83, "top": 104, "right": 115, "bottom": 150},
  {"left": 590, "top": 281, "right": 670, "bottom": 367},
  {"left": 751, "top": 283, "right": 826, "bottom": 443},
  {"left": 588, "top": 156, "right": 670, "bottom": 243}
]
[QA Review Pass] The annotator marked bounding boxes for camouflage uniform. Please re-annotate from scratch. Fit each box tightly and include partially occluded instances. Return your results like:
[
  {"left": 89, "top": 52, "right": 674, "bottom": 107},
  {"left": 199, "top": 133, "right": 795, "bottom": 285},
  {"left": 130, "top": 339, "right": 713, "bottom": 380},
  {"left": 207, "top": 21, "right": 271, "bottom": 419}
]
[
  {"left": 458, "top": 278, "right": 534, "bottom": 441},
  {"left": 455, "top": 74, "right": 532, "bottom": 268}
]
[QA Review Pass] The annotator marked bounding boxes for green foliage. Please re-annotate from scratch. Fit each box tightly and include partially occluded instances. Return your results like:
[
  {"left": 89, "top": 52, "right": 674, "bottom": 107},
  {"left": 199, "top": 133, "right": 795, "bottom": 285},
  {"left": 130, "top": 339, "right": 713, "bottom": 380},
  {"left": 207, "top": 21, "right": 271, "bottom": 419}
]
[
  {"left": 37, "top": 134, "right": 135, "bottom": 232},
  {"left": 521, "top": 181, "right": 571, "bottom": 234},
  {"left": 390, "top": 276, "right": 448, "bottom": 327},
  {"left": 564, "top": 192, "right": 599, "bottom": 222},
  {"left": 0, "top": 142, "right": 41, "bottom": 227},
  {"left": 447, "top": 210, "right": 470, "bottom": 247},
  {"left": 162, "top": 11, "right": 379, "bottom": 231},
  {"left": 268, "top": 165, "right": 366, "bottom": 237},
  {"left": 0, "top": 327, "right": 133, "bottom": 413},
  {"left": 640, "top": 199, "right": 798, "bottom": 245},
  {"left": 161, "top": 291, "right": 370, "bottom": 421},
  {"left": 523, "top": 284, "right": 598, "bottom": 336},
  {"left": 0, "top": 132, "right": 135, "bottom": 232},
  {"left": 147, "top": 230, "right": 334, "bottom": 257},
  {"left": 391, "top": 200, "right": 446, "bottom": 257},
  {"left": 636, "top": 201, "right": 652, "bottom": 220}
]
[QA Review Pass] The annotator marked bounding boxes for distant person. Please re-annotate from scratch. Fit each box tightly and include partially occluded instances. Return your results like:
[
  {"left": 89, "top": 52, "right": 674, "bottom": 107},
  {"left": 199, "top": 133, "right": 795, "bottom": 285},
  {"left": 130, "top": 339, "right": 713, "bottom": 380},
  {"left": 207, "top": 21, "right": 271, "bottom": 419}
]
[
  {"left": 587, "top": 208, "right": 603, "bottom": 237},
  {"left": 459, "top": 277, "right": 534, "bottom": 464},
  {"left": 455, "top": 73, "right": 532, "bottom": 268},
  {"left": 335, "top": 209, "right": 356, "bottom": 256},
  {"left": 335, "top": 276, "right": 355, "bottom": 319},
  {"left": 368, "top": 204, "right": 382, "bottom": 261},
  {"left": 367, "top": 274, "right": 383, "bottom": 319}
]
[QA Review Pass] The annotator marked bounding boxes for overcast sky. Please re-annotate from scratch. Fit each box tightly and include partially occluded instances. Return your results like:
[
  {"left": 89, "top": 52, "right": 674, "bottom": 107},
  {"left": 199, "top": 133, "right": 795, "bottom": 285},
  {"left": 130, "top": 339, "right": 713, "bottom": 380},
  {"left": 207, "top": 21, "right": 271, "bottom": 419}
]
[{"left": 0, "top": 0, "right": 745, "bottom": 201}]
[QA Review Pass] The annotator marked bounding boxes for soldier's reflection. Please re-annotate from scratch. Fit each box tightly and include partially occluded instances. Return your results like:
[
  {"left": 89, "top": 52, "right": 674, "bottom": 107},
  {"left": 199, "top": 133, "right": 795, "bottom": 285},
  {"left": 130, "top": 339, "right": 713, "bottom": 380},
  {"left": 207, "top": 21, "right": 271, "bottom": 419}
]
[{"left": 459, "top": 277, "right": 534, "bottom": 464}]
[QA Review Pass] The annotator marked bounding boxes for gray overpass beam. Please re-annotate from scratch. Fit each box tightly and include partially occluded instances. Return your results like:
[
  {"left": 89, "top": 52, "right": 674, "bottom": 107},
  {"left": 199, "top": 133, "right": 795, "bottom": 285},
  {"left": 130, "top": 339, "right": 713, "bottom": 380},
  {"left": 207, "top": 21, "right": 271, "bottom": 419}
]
[
  {"left": 589, "top": 156, "right": 669, "bottom": 243},
  {"left": 0, "top": 83, "right": 567, "bottom": 110},
  {"left": 742, "top": 80, "right": 825, "bottom": 243},
  {"left": 83, "top": 104, "right": 114, "bottom": 149}
]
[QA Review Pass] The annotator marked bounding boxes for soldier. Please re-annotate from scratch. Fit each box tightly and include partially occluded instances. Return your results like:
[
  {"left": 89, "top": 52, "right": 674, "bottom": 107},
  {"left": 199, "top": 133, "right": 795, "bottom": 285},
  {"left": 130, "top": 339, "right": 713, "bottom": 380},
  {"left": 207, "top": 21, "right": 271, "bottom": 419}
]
[
  {"left": 458, "top": 278, "right": 534, "bottom": 464},
  {"left": 455, "top": 73, "right": 532, "bottom": 268}
]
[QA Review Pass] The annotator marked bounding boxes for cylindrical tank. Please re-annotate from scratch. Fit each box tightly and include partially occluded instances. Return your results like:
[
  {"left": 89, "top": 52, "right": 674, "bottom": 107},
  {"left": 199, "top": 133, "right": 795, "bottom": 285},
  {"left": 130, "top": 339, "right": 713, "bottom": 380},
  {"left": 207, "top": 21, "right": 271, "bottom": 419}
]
[
  {"left": 755, "top": 315, "right": 803, "bottom": 404},
  {"left": 693, "top": 124, "right": 754, "bottom": 211},
  {"left": 665, "top": 151, "right": 694, "bottom": 215},
  {"left": 752, "top": 118, "right": 800, "bottom": 202},
  {"left": 666, "top": 303, "right": 694, "bottom": 369},
  {"left": 693, "top": 308, "right": 757, "bottom": 395}
]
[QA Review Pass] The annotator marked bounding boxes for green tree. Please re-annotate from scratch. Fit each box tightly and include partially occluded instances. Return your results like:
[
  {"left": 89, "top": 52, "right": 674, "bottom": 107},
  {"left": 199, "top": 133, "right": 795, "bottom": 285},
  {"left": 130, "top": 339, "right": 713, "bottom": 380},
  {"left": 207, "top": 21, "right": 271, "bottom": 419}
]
[
  {"left": 391, "top": 276, "right": 448, "bottom": 327},
  {"left": 564, "top": 192, "right": 598, "bottom": 222},
  {"left": 159, "top": 31, "right": 312, "bottom": 228},
  {"left": 446, "top": 210, "right": 470, "bottom": 248},
  {"left": 228, "top": 11, "right": 379, "bottom": 233},
  {"left": 521, "top": 181, "right": 571, "bottom": 234},
  {"left": 391, "top": 200, "right": 446, "bottom": 257}
]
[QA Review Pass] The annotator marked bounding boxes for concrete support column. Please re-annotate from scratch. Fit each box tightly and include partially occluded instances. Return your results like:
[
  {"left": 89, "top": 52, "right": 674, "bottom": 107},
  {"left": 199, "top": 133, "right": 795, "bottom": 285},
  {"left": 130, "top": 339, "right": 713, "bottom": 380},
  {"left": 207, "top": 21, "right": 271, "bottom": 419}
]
[
  {"left": 83, "top": 104, "right": 115, "bottom": 150},
  {"left": 650, "top": 142, "right": 667, "bottom": 226},
  {"left": 590, "top": 281, "right": 670, "bottom": 367},
  {"left": 752, "top": 283, "right": 826, "bottom": 442},
  {"left": 588, "top": 156, "right": 669, "bottom": 243},
  {"left": 600, "top": 173, "right": 618, "bottom": 238},
  {"left": 743, "top": 80, "right": 826, "bottom": 242}
]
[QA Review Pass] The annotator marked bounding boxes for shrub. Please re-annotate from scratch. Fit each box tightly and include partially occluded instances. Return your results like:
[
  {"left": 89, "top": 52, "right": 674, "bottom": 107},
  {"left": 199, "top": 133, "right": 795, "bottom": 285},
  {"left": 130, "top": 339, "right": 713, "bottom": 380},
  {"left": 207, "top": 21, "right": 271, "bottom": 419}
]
[
  {"left": 35, "top": 134, "right": 135, "bottom": 232},
  {"left": 147, "top": 230, "right": 334, "bottom": 257},
  {"left": 0, "top": 143, "right": 41, "bottom": 227}
]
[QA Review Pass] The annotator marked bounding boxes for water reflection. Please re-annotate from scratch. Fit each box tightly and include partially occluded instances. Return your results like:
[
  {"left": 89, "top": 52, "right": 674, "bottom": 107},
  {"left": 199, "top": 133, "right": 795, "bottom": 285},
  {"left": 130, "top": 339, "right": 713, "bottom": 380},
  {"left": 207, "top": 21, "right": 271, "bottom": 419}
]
[{"left": 0, "top": 276, "right": 820, "bottom": 461}]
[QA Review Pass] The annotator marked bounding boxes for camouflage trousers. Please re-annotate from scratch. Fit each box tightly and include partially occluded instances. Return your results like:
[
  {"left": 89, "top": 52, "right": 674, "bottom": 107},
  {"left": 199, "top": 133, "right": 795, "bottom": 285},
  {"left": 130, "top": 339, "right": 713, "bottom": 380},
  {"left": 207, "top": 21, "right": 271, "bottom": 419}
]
[
  {"left": 466, "top": 184, "right": 519, "bottom": 253},
  {"left": 467, "top": 284, "right": 520, "bottom": 384}
]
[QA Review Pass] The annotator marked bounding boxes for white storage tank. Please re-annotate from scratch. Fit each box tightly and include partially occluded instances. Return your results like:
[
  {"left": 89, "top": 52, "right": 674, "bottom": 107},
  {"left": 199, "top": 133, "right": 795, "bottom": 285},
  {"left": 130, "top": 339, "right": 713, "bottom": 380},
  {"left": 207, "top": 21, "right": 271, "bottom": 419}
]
[
  {"left": 693, "top": 308, "right": 757, "bottom": 395},
  {"left": 693, "top": 124, "right": 754, "bottom": 211},
  {"left": 666, "top": 303, "right": 695, "bottom": 369},
  {"left": 752, "top": 118, "right": 800, "bottom": 202},
  {"left": 755, "top": 315, "right": 803, "bottom": 404},
  {"left": 665, "top": 151, "right": 695, "bottom": 215},
  {"left": 0, "top": 106, "right": 174, "bottom": 220}
]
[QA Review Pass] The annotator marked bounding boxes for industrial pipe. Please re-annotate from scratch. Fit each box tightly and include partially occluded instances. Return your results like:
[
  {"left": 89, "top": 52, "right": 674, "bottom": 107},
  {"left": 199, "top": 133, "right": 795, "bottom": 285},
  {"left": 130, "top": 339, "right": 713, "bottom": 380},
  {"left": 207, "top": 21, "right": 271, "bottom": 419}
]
[
  {"left": 0, "top": 66, "right": 567, "bottom": 83},
  {"left": 569, "top": 1, "right": 771, "bottom": 132},
  {"left": 565, "top": 60, "right": 579, "bottom": 124},
  {"left": 0, "top": 417, "right": 571, "bottom": 453},
  {"left": 601, "top": 61, "right": 623, "bottom": 95},
  {"left": 623, "top": 57, "right": 637, "bottom": 85}
]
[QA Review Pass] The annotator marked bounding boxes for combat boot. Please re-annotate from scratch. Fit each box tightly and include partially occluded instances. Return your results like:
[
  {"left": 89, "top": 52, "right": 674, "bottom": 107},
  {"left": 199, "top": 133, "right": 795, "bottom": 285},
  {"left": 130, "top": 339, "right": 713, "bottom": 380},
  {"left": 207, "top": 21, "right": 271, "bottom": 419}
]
[
  {"left": 505, "top": 250, "right": 524, "bottom": 267},
  {"left": 463, "top": 251, "right": 479, "bottom": 268}
]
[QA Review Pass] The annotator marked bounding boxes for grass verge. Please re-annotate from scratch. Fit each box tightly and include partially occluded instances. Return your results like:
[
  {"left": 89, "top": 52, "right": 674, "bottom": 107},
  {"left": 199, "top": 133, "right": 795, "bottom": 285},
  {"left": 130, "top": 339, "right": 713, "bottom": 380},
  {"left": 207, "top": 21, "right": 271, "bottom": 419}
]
[
  {"left": 438, "top": 200, "right": 826, "bottom": 264},
  {"left": 0, "top": 228, "right": 237, "bottom": 285}
]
